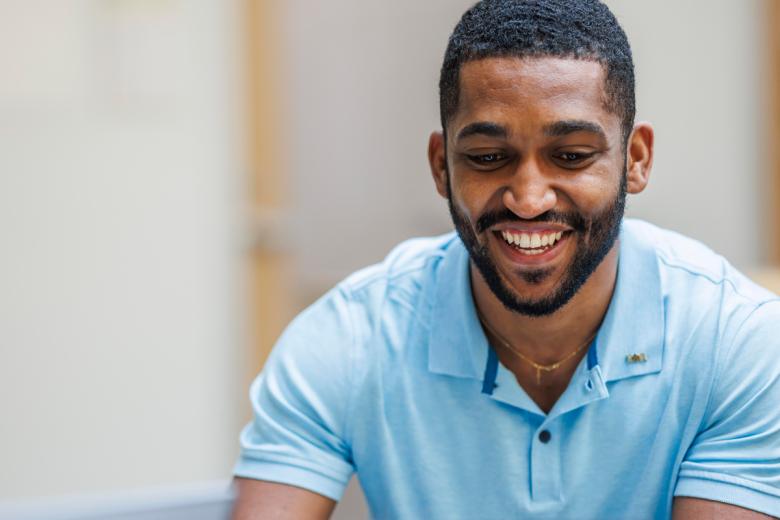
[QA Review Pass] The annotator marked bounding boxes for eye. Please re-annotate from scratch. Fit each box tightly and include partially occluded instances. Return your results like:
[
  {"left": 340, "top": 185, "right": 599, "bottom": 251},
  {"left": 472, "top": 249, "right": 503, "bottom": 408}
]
[
  {"left": 466, "top": 152, "right": 508, "bottom": 166},
  {"left": 553, "top": 150, "right": 597, "bottom": 168}
]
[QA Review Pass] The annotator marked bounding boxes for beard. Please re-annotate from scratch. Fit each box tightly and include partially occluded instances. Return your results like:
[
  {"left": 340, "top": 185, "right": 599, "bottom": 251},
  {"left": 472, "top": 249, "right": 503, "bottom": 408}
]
[{"left": 447, "top": 173, "right": 626, "bottom": 317}]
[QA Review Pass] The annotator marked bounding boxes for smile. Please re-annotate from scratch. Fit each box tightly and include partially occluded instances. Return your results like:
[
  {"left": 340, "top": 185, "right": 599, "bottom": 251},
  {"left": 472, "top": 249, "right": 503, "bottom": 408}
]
[{"left": 499, "top": 229, "right": 564, "bottom": 256}]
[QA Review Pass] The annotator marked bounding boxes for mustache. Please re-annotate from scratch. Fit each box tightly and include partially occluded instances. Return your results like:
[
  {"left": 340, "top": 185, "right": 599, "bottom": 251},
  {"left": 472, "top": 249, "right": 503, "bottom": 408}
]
[{"left": 475, "top": 208, "right": 587, "bottom": 234}]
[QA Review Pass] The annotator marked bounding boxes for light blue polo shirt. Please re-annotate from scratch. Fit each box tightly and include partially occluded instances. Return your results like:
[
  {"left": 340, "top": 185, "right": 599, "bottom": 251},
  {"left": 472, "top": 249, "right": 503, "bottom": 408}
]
[{"left": 235, "top": 219, "right": 780, "bottom": 519}]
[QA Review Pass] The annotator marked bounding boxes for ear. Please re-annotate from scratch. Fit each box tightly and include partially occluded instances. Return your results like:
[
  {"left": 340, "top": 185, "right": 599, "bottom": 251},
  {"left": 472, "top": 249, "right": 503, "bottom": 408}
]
[
  {"left": 428, "top": 131, "right": 449, "bottom": 199},
  {"left": 625, "top": 122, "right": 654, "bottom": 195}
]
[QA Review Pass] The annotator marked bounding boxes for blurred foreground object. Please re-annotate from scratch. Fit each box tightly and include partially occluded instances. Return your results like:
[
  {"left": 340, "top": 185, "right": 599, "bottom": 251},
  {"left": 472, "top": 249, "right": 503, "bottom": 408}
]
[{"left": 0, "top": 480, "right": 234, "bottom": 520}]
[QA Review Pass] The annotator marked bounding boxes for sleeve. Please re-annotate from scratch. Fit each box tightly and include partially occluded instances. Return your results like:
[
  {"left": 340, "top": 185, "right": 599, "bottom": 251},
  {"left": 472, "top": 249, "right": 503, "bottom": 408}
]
[
  {"left": 233, "top": 286, "right": 358, "bottom": 501},
  {"left": 674, "top": 300, "right": 780, "bottom": 517}
]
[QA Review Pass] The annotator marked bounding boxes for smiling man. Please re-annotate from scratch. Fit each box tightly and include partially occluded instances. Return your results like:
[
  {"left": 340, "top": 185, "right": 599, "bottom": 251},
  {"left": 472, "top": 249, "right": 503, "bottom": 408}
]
[{"left": 232, "top": 1, "right": 780, "bottom": 519}]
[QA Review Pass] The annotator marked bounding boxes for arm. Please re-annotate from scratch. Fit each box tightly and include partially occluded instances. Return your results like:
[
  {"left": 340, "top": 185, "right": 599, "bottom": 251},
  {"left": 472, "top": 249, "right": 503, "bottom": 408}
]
[
  {"left": 233, "top": 287, "right": 359, "bottom": 513},
  {"left": 673, "top": 301, "right": 780, "bottom": 517},
  {"left": 232, "top": 478, "right": 336, "bottom": 520},
  {"left": 673, "top": 497, "right": 777, "bottom": 519}
]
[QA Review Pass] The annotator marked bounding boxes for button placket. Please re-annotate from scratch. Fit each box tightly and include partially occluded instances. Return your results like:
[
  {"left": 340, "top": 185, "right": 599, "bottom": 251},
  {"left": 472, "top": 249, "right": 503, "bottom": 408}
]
[{"left": 530, "top": 423, "right": 562, "bottom": 504}]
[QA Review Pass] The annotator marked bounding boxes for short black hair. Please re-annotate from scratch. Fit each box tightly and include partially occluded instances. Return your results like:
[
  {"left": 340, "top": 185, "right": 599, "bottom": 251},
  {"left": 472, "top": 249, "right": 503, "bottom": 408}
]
[{"left": 439, "top": 0, "right": 635, "bottom": 143}]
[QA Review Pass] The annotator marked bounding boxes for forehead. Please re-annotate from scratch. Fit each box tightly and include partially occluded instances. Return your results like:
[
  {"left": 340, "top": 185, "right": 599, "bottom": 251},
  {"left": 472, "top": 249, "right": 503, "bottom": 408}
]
[{"left": 452, "top": 57, "right": 618, "bottom": 138}]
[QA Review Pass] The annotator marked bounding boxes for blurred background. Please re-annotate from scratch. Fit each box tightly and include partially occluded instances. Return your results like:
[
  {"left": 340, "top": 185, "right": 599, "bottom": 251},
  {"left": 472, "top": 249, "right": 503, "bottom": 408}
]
[{"left": 0, "top": 0, "right": 778, "bottom": 518}]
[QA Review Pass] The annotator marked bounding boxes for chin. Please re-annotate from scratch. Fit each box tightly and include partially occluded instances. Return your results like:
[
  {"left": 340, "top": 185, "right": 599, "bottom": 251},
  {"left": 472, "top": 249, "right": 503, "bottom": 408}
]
[{"left": 505, "top": 268, "right": 567, "bottom": 303}]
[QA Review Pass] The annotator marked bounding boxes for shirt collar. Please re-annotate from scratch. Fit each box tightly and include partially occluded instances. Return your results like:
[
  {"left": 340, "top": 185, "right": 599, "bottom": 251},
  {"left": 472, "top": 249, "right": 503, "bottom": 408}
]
[
  {"left": 428, "top": 235, "right": 489, "bottom": 379},
  {"left": 427, "top": 220, "right": 666, "bottom": 384},
  {"left": 594, "top": 220, "right": 665, "bottom": 382}
]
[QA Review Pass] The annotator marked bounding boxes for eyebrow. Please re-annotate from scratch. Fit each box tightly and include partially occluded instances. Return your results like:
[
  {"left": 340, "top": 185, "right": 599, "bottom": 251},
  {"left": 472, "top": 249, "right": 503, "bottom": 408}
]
[
  {"left": 544, "top": 120, "right": 606, "bottom": 139},
  {"left": 455, "top": 121, "right": 508, "bottom": 141},
  {"left": 455, "top": 119, "right": 607, "bottom": 142}
]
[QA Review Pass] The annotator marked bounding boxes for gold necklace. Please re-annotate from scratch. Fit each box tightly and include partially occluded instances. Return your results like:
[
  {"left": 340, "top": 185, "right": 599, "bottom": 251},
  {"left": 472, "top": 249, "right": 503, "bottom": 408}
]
[{"left": 476, "top": 309, "right": 596, "bottom": 385}]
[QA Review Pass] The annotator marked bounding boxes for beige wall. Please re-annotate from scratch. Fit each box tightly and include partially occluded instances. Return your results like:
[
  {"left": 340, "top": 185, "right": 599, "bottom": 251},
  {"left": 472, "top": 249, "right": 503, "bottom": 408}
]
[
  {"left": 610, "top": 0, "right": 764, "bottom": 268},
  {"left": 0, "top": 0, "right": 245, "bottom": 498}
]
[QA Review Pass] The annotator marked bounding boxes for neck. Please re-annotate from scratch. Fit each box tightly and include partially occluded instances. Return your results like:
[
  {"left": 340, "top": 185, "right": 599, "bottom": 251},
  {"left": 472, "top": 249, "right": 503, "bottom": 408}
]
[{"left": 471, "top": 242, "right": 619, "bottom": 365}]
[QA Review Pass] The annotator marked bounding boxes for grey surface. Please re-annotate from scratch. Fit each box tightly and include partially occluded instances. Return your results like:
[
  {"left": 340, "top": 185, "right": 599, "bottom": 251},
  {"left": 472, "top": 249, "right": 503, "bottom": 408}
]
[
  {"left": 0, "top": 480, "right": 234, "bottom": 520},
  {"left": 0, "top": 478, "right": 369, "bottom": 520}
]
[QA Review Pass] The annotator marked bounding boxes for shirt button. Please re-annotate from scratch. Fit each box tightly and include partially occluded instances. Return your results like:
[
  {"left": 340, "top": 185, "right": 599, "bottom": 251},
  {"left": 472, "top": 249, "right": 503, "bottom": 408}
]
[{"left": 538, "top": 430, "right": 551, "bottom": 443}]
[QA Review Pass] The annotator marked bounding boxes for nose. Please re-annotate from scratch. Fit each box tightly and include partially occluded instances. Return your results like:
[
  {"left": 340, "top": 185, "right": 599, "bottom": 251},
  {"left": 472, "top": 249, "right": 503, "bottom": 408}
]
[{"left": 502, "top": 157, "right": 557, "bottom": 219}]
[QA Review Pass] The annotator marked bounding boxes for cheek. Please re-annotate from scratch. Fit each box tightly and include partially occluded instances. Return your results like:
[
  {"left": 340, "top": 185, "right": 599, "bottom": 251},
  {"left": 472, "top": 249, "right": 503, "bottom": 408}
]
[
  {"left": 559, "top": 166, "right": 622, "bottom": 214},
  {"left": 451, "top": 175, "right": 494, "bottom": 218}
]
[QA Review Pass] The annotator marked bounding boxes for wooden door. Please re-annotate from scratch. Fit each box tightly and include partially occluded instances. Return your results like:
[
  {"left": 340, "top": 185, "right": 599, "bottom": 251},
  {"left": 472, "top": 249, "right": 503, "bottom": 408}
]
[
  {"left": 244, "top": 0, "right": 296, "bottom": 388},
  {"left": 769, "top": 0, "right": 780, "bottom": 264}
]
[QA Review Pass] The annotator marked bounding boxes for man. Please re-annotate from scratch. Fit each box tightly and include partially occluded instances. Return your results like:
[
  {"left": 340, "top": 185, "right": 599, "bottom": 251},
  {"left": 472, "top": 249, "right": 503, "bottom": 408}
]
[{"left": 233, "top": 0, "right": 780, "bottom": 518}]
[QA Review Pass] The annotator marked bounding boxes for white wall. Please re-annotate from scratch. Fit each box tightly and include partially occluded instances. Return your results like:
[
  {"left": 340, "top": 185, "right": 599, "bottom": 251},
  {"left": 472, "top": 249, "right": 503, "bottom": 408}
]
[
  {"left": 0, "top": 0, "right": 245, "bottom": 499},
  {"left": 609, "top": 0, "right": 763, "bottom": 269},
  {"left": 283, "top": 0, "right": 765, "bottom": 293},
  {"left": 282, "top": 0, "right": 474, "bottom": 288}
]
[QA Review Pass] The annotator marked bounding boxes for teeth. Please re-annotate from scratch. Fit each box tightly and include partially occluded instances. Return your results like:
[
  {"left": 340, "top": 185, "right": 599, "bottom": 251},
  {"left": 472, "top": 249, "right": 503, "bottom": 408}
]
[{"left": 501, "top": 230, "right": 566, "bottom": 250}]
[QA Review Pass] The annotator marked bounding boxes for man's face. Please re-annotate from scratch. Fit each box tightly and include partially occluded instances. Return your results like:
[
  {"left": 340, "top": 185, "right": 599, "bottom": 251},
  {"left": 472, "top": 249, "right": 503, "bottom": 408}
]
[{"left": 440, "top": 57, "right": 629, "bottom": 316}]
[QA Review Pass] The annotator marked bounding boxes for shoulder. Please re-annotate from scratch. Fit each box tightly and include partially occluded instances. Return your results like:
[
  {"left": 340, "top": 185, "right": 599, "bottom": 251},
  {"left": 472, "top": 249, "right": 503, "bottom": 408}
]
[
  {"left": 273, "top": 232, "right": 458, "bottom": 362},
  {"left": 341, "top": 233, "right": 457, "bottom": 292},
  {"left": 336, "top": 232, "right": 458, "bottom": 319},
  {"left": 623, "top": 219, "right": 777, "bottom": 307},
  {"left": 623, "top": 219, "right": 779, "bottom": 383}
]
